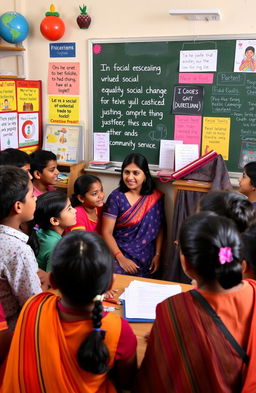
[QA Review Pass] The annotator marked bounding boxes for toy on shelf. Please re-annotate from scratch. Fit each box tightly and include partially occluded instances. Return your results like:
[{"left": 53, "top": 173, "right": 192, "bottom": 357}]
[
  {"left": 40, "top": 4, "right": 65, "bottom": 41},
  {"left": 76, "top": 5, "right": 91, "bottom": 29},
  {"left": 0, "top": 11, "right": 29, "bottom": 43}
]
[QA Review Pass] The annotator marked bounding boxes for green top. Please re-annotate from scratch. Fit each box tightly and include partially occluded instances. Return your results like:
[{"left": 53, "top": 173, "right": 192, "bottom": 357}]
[{"left": 36, "top": 229, "right": 62, "bottom": 272}]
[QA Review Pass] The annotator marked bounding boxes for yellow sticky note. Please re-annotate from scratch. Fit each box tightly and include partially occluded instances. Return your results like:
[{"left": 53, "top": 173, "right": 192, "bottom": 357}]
[
  {"left": 202, "top": 117, "right": 231, "bottom": 160},
  {"left": 48, "top": 96, "right": 80, "bottom": 124}
]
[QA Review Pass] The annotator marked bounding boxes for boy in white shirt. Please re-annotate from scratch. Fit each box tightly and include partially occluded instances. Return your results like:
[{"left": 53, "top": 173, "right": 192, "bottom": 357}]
[{"left": 0, "top": 166, "right": 42, "bottom": 331}]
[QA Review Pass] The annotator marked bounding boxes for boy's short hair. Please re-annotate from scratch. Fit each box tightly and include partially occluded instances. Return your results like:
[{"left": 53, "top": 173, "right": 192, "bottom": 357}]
[
  {"left": 0, "top": 148, "right": 30, "bottom": 168},
  {"left": 34, "top": 191, "right": 68, "bottom": 230},
  {"left": 0, "top": 166, "right": 30, "bottom": 220},
  {"left": 30, "top": 149, "right": 57, "bottom": 175}
]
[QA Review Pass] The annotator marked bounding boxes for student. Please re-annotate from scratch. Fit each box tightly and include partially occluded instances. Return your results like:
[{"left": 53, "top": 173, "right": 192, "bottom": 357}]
[
  {"left": 65, "top": 174, "right": 104, "bottom": 234},
  {"left": 239, "top": 46, "right": 256, "bottom": 71},
  {"left": 199, "top": 190, "right": 256, "bottom": 232},
  {"left": 2, "top": 231, "right": 137, "bottom": 392},
  {"left": 242, "top": 224, "right": 256, "bottom": 280},
  {"left": 102, "top": 153, "right": 165, "bottom": 277},
  {"left": 34, "top": 191, "right": 76, "bottom": 272},
  {"left": 238, "top": 161, "right": 256, "bottom": 205},
  {"left": 0, "top": 166, "right": 42, "bottom": 331},
  {"left": 30, "top": 149, "right": 59, "bottom": 197},
  {"left": 135, "top": 212, "right": 256, "bottom": 393},
  {"left": 0, "top": 147, "right": 32, "bottom": 179}
]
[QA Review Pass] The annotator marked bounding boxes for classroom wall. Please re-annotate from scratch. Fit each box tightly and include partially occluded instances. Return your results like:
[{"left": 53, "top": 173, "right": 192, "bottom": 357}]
[{"left": 0, "top": 0, "right": 251, "bottom": 276}]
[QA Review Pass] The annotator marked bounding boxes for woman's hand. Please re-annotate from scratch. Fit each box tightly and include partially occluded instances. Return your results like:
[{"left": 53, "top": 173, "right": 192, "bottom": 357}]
[
  {"left": 149, "top": 255, "right": 160, "bottom": 274},
  {"left": 117, "top": 254, "right": 139, "bottom": 274}
]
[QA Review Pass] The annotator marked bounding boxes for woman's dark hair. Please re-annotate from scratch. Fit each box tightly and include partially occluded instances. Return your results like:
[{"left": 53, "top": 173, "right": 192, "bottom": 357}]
[
  {"left": 179, "top": 212, "right": 243, "bottom": 289},
  {"left": 71, "top": 174, "right": 102, "bottom": 207},
  {"left": 51, "top": 231, "right": 114, "bottom": 374},
  {"left": 242, "top": 224, "right": 256, "bottom": 276},
  {"left": 199, "top": 191, "right": 256, "bottom": 233},
  {"left": 34, "top": 190, "right": 68, "bottom": 230},
  {"left": 119, "top": 153, "right": 155, "bottom": 195},
  {"left": 244, "top": 161, "right": 256, "bottom": 188},
  {"left": 0, "top": 166, "right": 29, "bottom": 220}
]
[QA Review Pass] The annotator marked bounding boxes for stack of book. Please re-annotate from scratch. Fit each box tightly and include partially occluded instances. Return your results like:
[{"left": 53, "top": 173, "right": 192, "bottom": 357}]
[{"left": 88, "top": 161, "right": 113, "bottom": 170}]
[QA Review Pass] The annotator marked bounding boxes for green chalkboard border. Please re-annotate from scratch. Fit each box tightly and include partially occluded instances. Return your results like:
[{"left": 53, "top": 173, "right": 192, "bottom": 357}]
[{"left": 88, "top": 35, "right": 256, "bottom": 175}]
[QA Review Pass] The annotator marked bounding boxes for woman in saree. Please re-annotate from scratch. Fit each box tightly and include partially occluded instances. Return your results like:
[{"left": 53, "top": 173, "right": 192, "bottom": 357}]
[
  {"left": 102, "top": 153, "right": 165, "bottom": 277},
  {"left": 1, "top": 232, "right": 137, "bottom": 393},
  {"left": 134, "top": 212, "right": 256, "bottom": 393}
]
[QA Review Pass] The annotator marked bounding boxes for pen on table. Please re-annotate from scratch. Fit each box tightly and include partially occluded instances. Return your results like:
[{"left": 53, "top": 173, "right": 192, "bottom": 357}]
[{"left": 104, "top": 298, "right": 122, "bottom": 305}]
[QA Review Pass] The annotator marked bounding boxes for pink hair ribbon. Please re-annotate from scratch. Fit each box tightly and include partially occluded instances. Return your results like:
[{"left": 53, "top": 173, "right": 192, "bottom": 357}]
[{"left": 218, "top": 247, "right": 233, "bottom": 265}]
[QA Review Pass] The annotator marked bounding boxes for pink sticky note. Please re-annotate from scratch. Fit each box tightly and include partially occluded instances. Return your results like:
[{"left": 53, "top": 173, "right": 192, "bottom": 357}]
[
  {"left": 174, "top": 115, "right": 202, "bottom": 153},
  {"left": 179, "top": 73, "right": 214, "bottom": 84},
  {"left": 48, "top": 62, "right": 80, "bottom": 95}
]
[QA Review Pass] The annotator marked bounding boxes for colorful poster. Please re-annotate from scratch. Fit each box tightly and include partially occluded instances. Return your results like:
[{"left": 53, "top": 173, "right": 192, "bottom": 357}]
[
  {"left": 174, "top": 115, "right": 202, "bottom": 153},
  {"left": 18, "top": 113, "right": 39, "bottom": 147},
  {"left": 234, "top": 40, "right": 256, "bottom": 73},
  {"left": 239, "top": 141, "right": 256, "bottom": 168},
  {"left": 43, "top": 124, "right": 82, "bottom": 162},
  {"left": 179, "top": 50, "right": 218, "bottom": 72},
  {"left": 201, "top": 117, "right": 230, "bottom": 160},
  {"left": 48, "top": 96, "right": 80, "bottom": 124},
  {"left": 17, "top": 86, "right": 39, "bottom": 112},
  {"left": 48, "top": 62, "right": 80, "bottom": 95},
  {"left": 0, "top": 80, "right": 16, "bottom": 112},
  {"left": 0, "top": 112, "right": 18, "bottom": 149}
]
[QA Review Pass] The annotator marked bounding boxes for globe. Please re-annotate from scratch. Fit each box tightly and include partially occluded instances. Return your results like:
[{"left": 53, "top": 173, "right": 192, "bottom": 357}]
[{"left": 0, "top": 12, "right": 29, "bottom": 44}]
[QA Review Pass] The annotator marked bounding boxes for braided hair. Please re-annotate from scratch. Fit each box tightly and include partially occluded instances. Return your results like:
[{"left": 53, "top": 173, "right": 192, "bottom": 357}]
[{"left": 51, "top": 231, "right": 114, "bottom": 374}]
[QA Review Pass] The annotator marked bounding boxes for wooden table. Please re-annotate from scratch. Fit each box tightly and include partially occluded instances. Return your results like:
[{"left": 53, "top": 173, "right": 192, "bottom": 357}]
[{"left": 110, "top": 274, "right": 192, "bottom": 365}]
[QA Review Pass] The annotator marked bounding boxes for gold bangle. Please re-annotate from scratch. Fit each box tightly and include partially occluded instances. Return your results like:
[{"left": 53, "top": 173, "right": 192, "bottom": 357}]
[{"left": 155, "top": 252, "right": 160, "bottom": 256}]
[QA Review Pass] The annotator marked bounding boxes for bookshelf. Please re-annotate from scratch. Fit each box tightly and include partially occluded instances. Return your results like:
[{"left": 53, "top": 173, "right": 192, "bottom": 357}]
[{"left": 56, "top": 161, "right": 85, "bottom": 197}]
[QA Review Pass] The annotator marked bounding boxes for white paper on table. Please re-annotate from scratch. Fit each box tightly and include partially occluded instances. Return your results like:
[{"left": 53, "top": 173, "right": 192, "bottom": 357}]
[
  {"left": 93, "top": 132, "right": 110, "bottom": 162},
  {"left": 120, "top": 280, "right": 182, "bottom": 320},
  {"left": 175, "top": 144, "right": 199, "bottom": 171},
  {"left": 159, "top": 140, "right": 183, "bottom": 170}
]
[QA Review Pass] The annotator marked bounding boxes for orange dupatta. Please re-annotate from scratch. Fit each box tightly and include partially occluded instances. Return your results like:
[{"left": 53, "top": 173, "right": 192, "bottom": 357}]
[{"left": 1, "top": 292, "right": 121, "bottom": 393}]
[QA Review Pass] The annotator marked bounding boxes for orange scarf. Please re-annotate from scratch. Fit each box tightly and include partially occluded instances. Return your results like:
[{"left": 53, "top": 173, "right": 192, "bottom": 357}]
[{"left": 1, "top": 292, "right": 122, "bottom": 393}]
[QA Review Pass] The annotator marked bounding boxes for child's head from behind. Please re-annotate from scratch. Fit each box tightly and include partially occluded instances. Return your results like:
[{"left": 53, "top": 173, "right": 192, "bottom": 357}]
[
  {"left": 199, "top": 190, "right": 256, "bottom": 232},
  {"left": 0, "top": 148, "right": 31, "bottom": 173},
  {"left": 241, "top": 224, "right": 256, "bottom": 279},
  {"left": 119, "top": 153, "right": 155, "bottom": 195},
  {"left": 71, "top": 175, "right": 104, "bottom": 208},
  {"left": 0, "top": 166, "right": 35, "bottom": 223},
  {"left": 180, "top": 212, "right": 242, "bottom": 290},
  {"left": 34, "top": 191, "right": 76, "bottom": 231},
  {"left": 51, "top": 231, "right": 113, "bottom": 306},
  {"left": 30, "top": 149, "right": 59, "bottom": 186}
]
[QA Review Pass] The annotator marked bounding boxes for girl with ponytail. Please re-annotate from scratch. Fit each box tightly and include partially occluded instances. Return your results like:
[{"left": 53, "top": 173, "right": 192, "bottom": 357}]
[
  {"left": 135, "top": 212, "right": 256, "bottom": 393},
  {"left": 2, "top": 231, "right": 137, "bottom": 393}
]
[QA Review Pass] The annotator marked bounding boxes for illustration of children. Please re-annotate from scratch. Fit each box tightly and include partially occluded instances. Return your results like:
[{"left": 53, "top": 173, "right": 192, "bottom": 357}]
[
  {"left": 239, "top": 46, "right": 256, "bottom": 72},
  {"left": 1, "top": 99, "right": 9, "bottom": 110}
]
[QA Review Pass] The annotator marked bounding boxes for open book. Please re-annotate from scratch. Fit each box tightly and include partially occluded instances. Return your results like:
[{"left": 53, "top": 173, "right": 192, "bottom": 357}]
[{"left": 119, "top": 280, "right": 182, "bottom": 322}]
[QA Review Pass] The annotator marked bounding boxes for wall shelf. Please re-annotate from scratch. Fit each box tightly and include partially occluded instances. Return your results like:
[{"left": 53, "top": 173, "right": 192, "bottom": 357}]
[{"left": 0, "top": 44, "right": 26, "bottom": 79}]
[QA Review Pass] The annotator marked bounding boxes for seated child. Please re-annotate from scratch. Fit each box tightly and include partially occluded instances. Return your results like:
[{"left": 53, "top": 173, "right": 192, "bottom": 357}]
[
  {"left": 0, "top": 148, "right": 32, "bottom": 179},
  {"left": 65, "top": 174, "right": 104, "bottom": 234},
  {"left": 2, "top": 231, "right": 137, "bottom": 392},
  {"left": 0, "top": 166, "right": 42, "bottom": 331},
  {"left": 34, "top": 191, "right": 76, "bottom": 272},
  {"left": 30, "top": 149, "right": 59, "bottom": 197}
]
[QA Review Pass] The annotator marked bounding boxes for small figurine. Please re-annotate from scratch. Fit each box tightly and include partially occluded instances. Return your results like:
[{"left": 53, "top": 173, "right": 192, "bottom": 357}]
[
  {"left": 77, "top": 5, "right": 91, "bottom": 29},
  {"left": 40, "top": 4, "right": 65, "bottom": 41}
]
